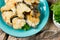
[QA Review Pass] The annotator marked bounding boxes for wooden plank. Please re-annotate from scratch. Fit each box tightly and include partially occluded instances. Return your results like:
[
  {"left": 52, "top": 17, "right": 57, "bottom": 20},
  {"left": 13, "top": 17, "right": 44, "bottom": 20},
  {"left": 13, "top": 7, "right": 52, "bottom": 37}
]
[
  {"left": 8, "top": 35, "right": 36, "bottom": 40},
  {"left": 7, "top": 36, "right": 17, "bottom": 40},
  {"left": 50, "top": 31, "right": 60, "bottom": 40},
  {"left": 35, "top": 18, "right": 58, "bottom": 40},
  {"left": 0, "top": 29, "right": 7, "bottom": 40}
]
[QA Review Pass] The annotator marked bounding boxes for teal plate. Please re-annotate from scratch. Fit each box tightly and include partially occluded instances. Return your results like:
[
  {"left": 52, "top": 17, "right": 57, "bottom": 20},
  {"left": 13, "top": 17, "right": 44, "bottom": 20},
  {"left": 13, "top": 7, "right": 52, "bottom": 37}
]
[{"left": 0, "top": 0, "right": 49, "bottom": 37}]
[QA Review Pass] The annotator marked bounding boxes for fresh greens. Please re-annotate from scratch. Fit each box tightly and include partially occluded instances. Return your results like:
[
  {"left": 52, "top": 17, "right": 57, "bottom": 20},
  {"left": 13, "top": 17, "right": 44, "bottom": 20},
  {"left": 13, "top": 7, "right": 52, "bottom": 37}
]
[
  {"left": 51, "top": 1, "right": 60, "bottom": 23},
  {"left": 22, "top": 23, "right": 30, "bottom": 31}
]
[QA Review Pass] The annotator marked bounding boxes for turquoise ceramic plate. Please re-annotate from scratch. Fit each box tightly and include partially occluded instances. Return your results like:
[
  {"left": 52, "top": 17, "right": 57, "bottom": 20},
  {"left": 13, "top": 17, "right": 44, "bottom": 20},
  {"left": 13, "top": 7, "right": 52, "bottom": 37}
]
[{"left": 0, "top": 0, "right": 49, "bottom": 37}]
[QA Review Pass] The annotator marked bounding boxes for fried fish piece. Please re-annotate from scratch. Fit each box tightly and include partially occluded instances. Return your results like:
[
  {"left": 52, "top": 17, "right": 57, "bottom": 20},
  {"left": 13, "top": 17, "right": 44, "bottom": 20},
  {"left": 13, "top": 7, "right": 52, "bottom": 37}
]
[
  {"left": 17, "top": 3, "right": 31, "bottom": 18},
  {"left": 12, "top": 18, "right": 26, "bottom": 29},
  {"left": 26, "top": 15, "right": 40, "bottom": 27},
  {"left": 2, "top": 11, "right": 16, "bottom": 25}
]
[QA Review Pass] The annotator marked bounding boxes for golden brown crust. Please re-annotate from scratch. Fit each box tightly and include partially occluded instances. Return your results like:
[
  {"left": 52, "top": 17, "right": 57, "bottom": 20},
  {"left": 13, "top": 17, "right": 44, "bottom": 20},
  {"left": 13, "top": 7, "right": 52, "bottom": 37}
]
[
  {"left": 2, "top": 11, "right": 16, "bottom": 25},
  {"left": 17, "top": 3, "right": 31, "bottom": 18},
  {"left": 12, "top": 18, "right": 26, "bottom": 29},
  {"left": 26, "top": 15, "right": 40, "bottom": 27}
]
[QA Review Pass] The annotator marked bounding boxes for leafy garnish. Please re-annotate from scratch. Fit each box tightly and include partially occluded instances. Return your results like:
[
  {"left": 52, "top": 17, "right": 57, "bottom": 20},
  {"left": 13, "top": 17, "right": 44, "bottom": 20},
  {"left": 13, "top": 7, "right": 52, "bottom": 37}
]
[
  {"left": 22, "top": 23, "right": 30, "bottom": 31},
  {"left": 51, "top": 1, "right": 60, "bottom": 23}
]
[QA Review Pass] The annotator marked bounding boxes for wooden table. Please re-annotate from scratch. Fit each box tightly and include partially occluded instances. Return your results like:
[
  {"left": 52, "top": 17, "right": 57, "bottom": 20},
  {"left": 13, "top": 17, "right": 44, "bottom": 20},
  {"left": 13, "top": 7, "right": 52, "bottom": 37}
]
[{"left": 0, "top": 0, "right": 60, "bottom": 40}]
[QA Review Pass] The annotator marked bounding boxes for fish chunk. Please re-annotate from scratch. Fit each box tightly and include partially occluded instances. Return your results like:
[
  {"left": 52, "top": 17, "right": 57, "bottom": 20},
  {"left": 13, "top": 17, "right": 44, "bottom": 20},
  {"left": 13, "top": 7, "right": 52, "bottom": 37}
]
[
  {"left": 12, "top": 18, "right": 26, "bottom": 29},
  {"left": 2, "top": 11, "right": 16, "bottom": 25},
  {"left": 17, "top": 3, "right": 31, "bottom": 18},
  {"left": 26, "top": 15, "right": 40, "bottom": 27}
]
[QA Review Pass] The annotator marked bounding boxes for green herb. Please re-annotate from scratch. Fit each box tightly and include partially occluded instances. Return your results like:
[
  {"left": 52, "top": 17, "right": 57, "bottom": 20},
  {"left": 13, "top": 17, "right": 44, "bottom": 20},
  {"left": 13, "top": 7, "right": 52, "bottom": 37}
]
[
  {"left": 51, "top": 1, "right": 60, "bottom": 23},
  {"left": 22, "top": 23, "right": 30, "bottom": 31}
]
